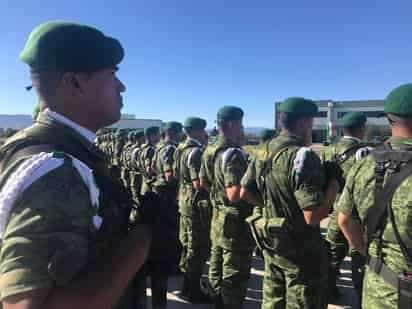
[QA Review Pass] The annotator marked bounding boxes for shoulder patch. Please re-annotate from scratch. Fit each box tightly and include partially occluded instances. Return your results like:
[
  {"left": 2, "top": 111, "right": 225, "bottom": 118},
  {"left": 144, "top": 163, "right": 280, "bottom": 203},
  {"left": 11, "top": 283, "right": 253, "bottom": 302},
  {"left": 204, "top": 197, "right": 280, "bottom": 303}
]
[
  {"left": 355, "top": 146, "right": 373, "bottom": 161},
  {"left": 293, "top": 147, "right": 312, "bottom": 177},
  {"left": 187, "top": 147, "right": 202, "bottom": 167},
  {"left": 161, "top": 145, "right": 177, "bottom": 163},
  {"left": 221, "top": 147, "right": 248, "bottom": 173}
]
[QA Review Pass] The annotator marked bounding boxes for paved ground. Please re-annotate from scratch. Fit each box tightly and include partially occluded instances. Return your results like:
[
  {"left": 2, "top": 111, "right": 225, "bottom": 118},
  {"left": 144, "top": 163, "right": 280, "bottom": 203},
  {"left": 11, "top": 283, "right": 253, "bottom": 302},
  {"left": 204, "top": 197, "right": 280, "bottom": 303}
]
[{"left": 144, "top": 219, "right": 360, "bottom": 309}]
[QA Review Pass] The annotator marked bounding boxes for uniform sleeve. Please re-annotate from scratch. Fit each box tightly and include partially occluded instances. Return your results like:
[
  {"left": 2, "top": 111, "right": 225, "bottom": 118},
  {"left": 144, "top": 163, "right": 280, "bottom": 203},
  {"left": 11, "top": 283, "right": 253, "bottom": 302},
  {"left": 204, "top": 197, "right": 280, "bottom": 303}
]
[
  {"left": 162, "top": 147, "right": 175, "bottom": 172},
  {"left": 337, "top": 162, "right": 358, "bottom": 216},
  {"left": 241, "top": 156, "right": 258, "bottom": 194},
  {"left": 199, "top": 153, "right": 211, "bottom": 187},
  {"left": 0, "top": 164, "right": 93, "bottom": 300},
  {"left": 188, "top": 148, "right": 202, "bottom": 181},
  {"left": 224, "top": 151, "right": 247, "bottom": 187},
  {"left": 144, "top": 147, "right": 155, "bottom": 167},
  {"left": 293, "top": 149, "right": 326, "bottom": 210}
]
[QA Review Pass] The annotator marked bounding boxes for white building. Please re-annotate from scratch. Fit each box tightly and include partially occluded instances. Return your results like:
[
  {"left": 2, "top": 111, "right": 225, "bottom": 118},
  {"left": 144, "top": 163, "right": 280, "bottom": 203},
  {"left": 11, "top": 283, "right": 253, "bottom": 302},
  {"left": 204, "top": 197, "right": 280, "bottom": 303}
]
[{"left": 275, "top": 99, "right": 387, "bottom": 142}]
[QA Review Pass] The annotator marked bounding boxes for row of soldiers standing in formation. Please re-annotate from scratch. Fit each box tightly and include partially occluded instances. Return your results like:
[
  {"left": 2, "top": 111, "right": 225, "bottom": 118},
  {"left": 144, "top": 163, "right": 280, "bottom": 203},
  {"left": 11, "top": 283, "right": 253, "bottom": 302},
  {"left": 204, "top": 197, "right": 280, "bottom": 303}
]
[
  {"left": 97, "top": 88, "right": 412, "bottom": 309},
  {"left": 2, "top": 20, "right": 411, "bottom": 309}
]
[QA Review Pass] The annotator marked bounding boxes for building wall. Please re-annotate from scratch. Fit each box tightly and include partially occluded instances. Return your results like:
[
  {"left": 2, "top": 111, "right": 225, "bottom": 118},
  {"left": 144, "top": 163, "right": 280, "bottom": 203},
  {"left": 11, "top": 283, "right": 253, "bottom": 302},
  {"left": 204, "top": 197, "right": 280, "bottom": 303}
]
[
  {"left": 275, "top": 99, "right": 388, "bottom": 142},
  {"left": 107, "top": 118, "right": 163, "bottom": 130}
]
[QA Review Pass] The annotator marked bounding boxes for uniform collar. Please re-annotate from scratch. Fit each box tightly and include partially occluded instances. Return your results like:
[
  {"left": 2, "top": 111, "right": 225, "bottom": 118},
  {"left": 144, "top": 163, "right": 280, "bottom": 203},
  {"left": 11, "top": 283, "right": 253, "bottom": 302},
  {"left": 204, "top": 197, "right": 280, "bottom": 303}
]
[
  {"left": 187, "top": 137, "right": 202, "bottom": 147},
  {"left": 343, "top": 135, "right": 362, "bottom": 143},
  {"left": 44, "top": 108, "right": 96, "bottom": 144}
]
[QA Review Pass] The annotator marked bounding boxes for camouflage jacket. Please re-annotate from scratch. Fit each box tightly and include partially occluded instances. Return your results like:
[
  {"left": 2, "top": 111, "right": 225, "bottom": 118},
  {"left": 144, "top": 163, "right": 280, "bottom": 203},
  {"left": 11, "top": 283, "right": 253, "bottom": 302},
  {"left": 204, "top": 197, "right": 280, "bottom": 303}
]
[
  {"left": 339, "top": 137, "right": 412, "bottom": 275},
  {"left": 174, "top": 138, "right": 203, "bottom": 216},
  {"left": 152, "top": 139, "right": 179, "bottom": 193},
  {"left": 0, "top": 112, "right": 131, "bottom": 301},
  {"left": 241, "top": 132, "right": 327, "bottom": 266},
  {"left": 200, "top": 136, "right": 253, "bottom": 250}
]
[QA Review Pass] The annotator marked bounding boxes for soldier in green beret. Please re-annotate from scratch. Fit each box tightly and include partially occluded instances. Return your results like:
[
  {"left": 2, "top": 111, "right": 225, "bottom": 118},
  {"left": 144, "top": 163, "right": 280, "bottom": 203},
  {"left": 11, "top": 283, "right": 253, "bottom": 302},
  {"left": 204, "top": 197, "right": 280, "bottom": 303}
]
[
  {"left": 241, "top": 97, "right": 342, "bottom": 308},
  {"left": 139, "top": 126, "right": 161, "bottom": 196},
  {"left": 0, "top": 21, "right": 152, "bottom": 309},
  {"left": 199, "top": 106, "right": 255, "bottom": 308},
  {"left": 321, "top": 112, "right": 370, "bottom": 302},
  {"left": 127, "top": 131, "right": 146, "bottom": 202},
  {"left": 145, "top": 121, "right": 183, "bottom": 308},
  {"left": 173, "top": 117, "right": 211, "bottom": 302},
  {"left": 338, "top": 83, "right": 412, "bottom": 308}
]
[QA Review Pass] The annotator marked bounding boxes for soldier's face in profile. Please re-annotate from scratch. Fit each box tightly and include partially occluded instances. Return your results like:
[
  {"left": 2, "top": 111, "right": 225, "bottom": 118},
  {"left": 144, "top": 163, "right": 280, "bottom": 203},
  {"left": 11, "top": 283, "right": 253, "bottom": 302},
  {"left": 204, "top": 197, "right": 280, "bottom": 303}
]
[{"left": 84, "top": 67, "right": 126, "bottom": 127}]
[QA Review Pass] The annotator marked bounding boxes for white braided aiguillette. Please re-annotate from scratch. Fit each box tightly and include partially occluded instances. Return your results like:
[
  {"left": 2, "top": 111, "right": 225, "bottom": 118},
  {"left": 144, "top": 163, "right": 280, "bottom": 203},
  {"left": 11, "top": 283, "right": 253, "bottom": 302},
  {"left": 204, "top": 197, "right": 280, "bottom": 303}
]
[
  {"left": 0, "top": 152, "right": 63, "bottom": 239},
  {"left": 71, "top": 157, "right": 102, "bottom": 229}
]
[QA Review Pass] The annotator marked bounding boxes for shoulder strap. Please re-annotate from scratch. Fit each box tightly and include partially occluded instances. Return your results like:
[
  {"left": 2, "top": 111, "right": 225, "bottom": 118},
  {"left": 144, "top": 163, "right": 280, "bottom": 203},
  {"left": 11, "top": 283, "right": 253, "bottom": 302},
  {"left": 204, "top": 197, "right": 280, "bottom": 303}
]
[
  {"left": 220, "top": 147, "right": 247, "bottom": 173},
  {"left": 366, "top": 143, "right": 412, "bottom": 266},
  {"left": 173, "top": 143, "right": 198, "bottom": 179},
  {"left": 335, "top": 144, "right": 363, "bottom": 164}
]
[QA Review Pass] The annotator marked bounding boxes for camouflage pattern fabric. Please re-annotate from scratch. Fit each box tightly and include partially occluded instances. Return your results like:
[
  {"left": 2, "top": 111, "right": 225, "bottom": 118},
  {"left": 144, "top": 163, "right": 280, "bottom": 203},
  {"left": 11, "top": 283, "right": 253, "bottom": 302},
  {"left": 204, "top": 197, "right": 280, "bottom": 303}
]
[
  {"left": 241, "top": 132, "right": 328, "bottom": 309},
  {"left": 199, "top": 136, "right": 254, "bottom": 307},
  {"left": 0, "top": 114, "right": 133, "bottom": 308},
  {"left": 174, "top": 138, "right": 210, "bottom": 287},
  {"left": 338, "top": 136, "right": 412, "bottom": 308},
  {"left": 320, "top": 136, "right": 366, "bottom": 300},
  {"left": 139, "top": 143, "right": 157, "bottom": 195}
]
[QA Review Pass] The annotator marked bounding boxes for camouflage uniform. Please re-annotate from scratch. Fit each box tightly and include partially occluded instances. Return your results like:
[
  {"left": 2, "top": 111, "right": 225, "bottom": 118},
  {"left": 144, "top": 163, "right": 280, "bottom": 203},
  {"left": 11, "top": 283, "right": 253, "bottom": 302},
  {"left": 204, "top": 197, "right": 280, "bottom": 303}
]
[
  {"left": 338, "top": 136, "right": 412, "bottom": 308},
  {"left": 0, "top": 113, "right": 133, "bottom": 308},
  {"left": 141, "top": 138, "right": 181, "bottom": 308},
  {"left": 120, "top": 140, "right": 135, "bottom": 189},
  {"left": 139, "top": 143, "right": 157, "bottom": 195},
  {"left": 127, "top": 144, "right": 143, "bottom": 202},
  {"left": 174, "top": 138, "right": 210, "bottom": 296},
  {"left": 321, "top": 136, "right": 368, "bottom": 299},
  {"left": 241, "top": 132, "right": 329, "bottom": 309},
  {"left": 200, "top": 136, "right": 254, "bottom": 308}
]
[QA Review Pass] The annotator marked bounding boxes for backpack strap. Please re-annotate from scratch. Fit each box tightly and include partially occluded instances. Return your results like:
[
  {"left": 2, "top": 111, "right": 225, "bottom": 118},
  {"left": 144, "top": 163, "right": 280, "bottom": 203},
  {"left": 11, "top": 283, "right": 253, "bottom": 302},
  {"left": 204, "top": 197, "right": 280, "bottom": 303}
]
[{"left": 365, "top": 142, "right": 412, "bottom": 288}]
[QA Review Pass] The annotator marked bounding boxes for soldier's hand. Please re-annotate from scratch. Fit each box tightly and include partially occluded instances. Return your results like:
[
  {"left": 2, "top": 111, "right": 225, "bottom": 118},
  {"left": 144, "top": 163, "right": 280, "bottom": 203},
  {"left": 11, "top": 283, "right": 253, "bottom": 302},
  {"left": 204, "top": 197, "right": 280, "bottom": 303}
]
[
  {"left": 165, "top": 171, "right": 174, "bottom": 182},
  {"left": 323, "top": 161, "right": 345, "bottom": 192}
]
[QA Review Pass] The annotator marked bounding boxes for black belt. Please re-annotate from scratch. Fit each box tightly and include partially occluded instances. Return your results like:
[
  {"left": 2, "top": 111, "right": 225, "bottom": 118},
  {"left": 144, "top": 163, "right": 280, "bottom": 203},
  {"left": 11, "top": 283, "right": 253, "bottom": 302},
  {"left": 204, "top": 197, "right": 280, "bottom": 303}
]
[{"left": 367, "top": 255, "right": 398, "bottom": 288}]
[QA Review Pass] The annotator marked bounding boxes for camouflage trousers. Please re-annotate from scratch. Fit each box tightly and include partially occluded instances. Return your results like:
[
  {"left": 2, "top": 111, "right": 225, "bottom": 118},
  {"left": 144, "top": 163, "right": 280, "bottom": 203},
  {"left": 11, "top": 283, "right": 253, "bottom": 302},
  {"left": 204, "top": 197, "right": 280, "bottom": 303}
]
[
  {"left": 120, "top": 168, "right": 130, "bottom": 190},
  {"left": 179, "top": 213, "right": 210, "bottom": 281},
  {"left": 130, "top": 172, "right": 142, "bottom": 202},
  {"left": 262, "top": 250, "right": 329, "bottom": 309},
  {"left": 208, "top": 244, "right": 253, "bottom": 307},
  {"left": 326, "top": 210, "right": 365, "bottom": 301},
  {"left": 362, "top": 267, "right": 397, "bottom": 308}
]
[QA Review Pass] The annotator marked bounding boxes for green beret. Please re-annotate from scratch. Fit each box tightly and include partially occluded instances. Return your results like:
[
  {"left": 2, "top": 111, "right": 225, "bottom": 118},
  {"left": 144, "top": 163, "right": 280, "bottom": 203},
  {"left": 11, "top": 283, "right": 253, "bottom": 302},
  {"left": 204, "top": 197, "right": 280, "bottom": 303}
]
[
  {"left": 127, "top": 131, "right": 135, "bottom": 140},
  {"left": 135, "top": 130, "right": 144, "bottom": 139},
  {"left": 184, "top": 117, "right": 207, "bottom": 130},
  {"left": 144, "top": 126, "right": 160, "bottom": 136},
  {"left": 341, "top": 112, "right": 367, "bottom": 128},
  {"left": 20, "top": 21, "right": 124, "bottom": 72},
  {"left": 217, "top": 106, "right": 244, "bottom": 121},
  {"left": 259, "top": 129, "right": 276, "bottom": 142},
  {"left": 164, "top": 121, "right": 183, "bottom": 132},
  {"left": 278, "top": 97, "right": 318, "bottom": 117},
  {"left": 385, "top": 83, "right": 412, "bottom": 116}
]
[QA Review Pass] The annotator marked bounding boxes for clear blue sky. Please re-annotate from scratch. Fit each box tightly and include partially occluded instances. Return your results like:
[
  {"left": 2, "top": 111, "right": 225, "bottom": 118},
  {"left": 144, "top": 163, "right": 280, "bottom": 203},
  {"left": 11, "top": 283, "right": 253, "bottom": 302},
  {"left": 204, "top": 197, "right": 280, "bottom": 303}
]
[{"left": 1, "top": 0, "right": 412, "bottom": 128}]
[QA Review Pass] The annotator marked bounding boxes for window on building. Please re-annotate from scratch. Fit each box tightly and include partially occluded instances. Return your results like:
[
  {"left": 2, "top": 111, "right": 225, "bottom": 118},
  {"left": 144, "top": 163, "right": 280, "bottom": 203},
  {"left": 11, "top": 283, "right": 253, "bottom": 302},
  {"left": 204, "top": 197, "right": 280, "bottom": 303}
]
[
  {"left": 338, "top": 111, "right": 383, "bottom": 118},
  {"left": 316, "top": 111, "right": 327, "bottom": 118}
]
